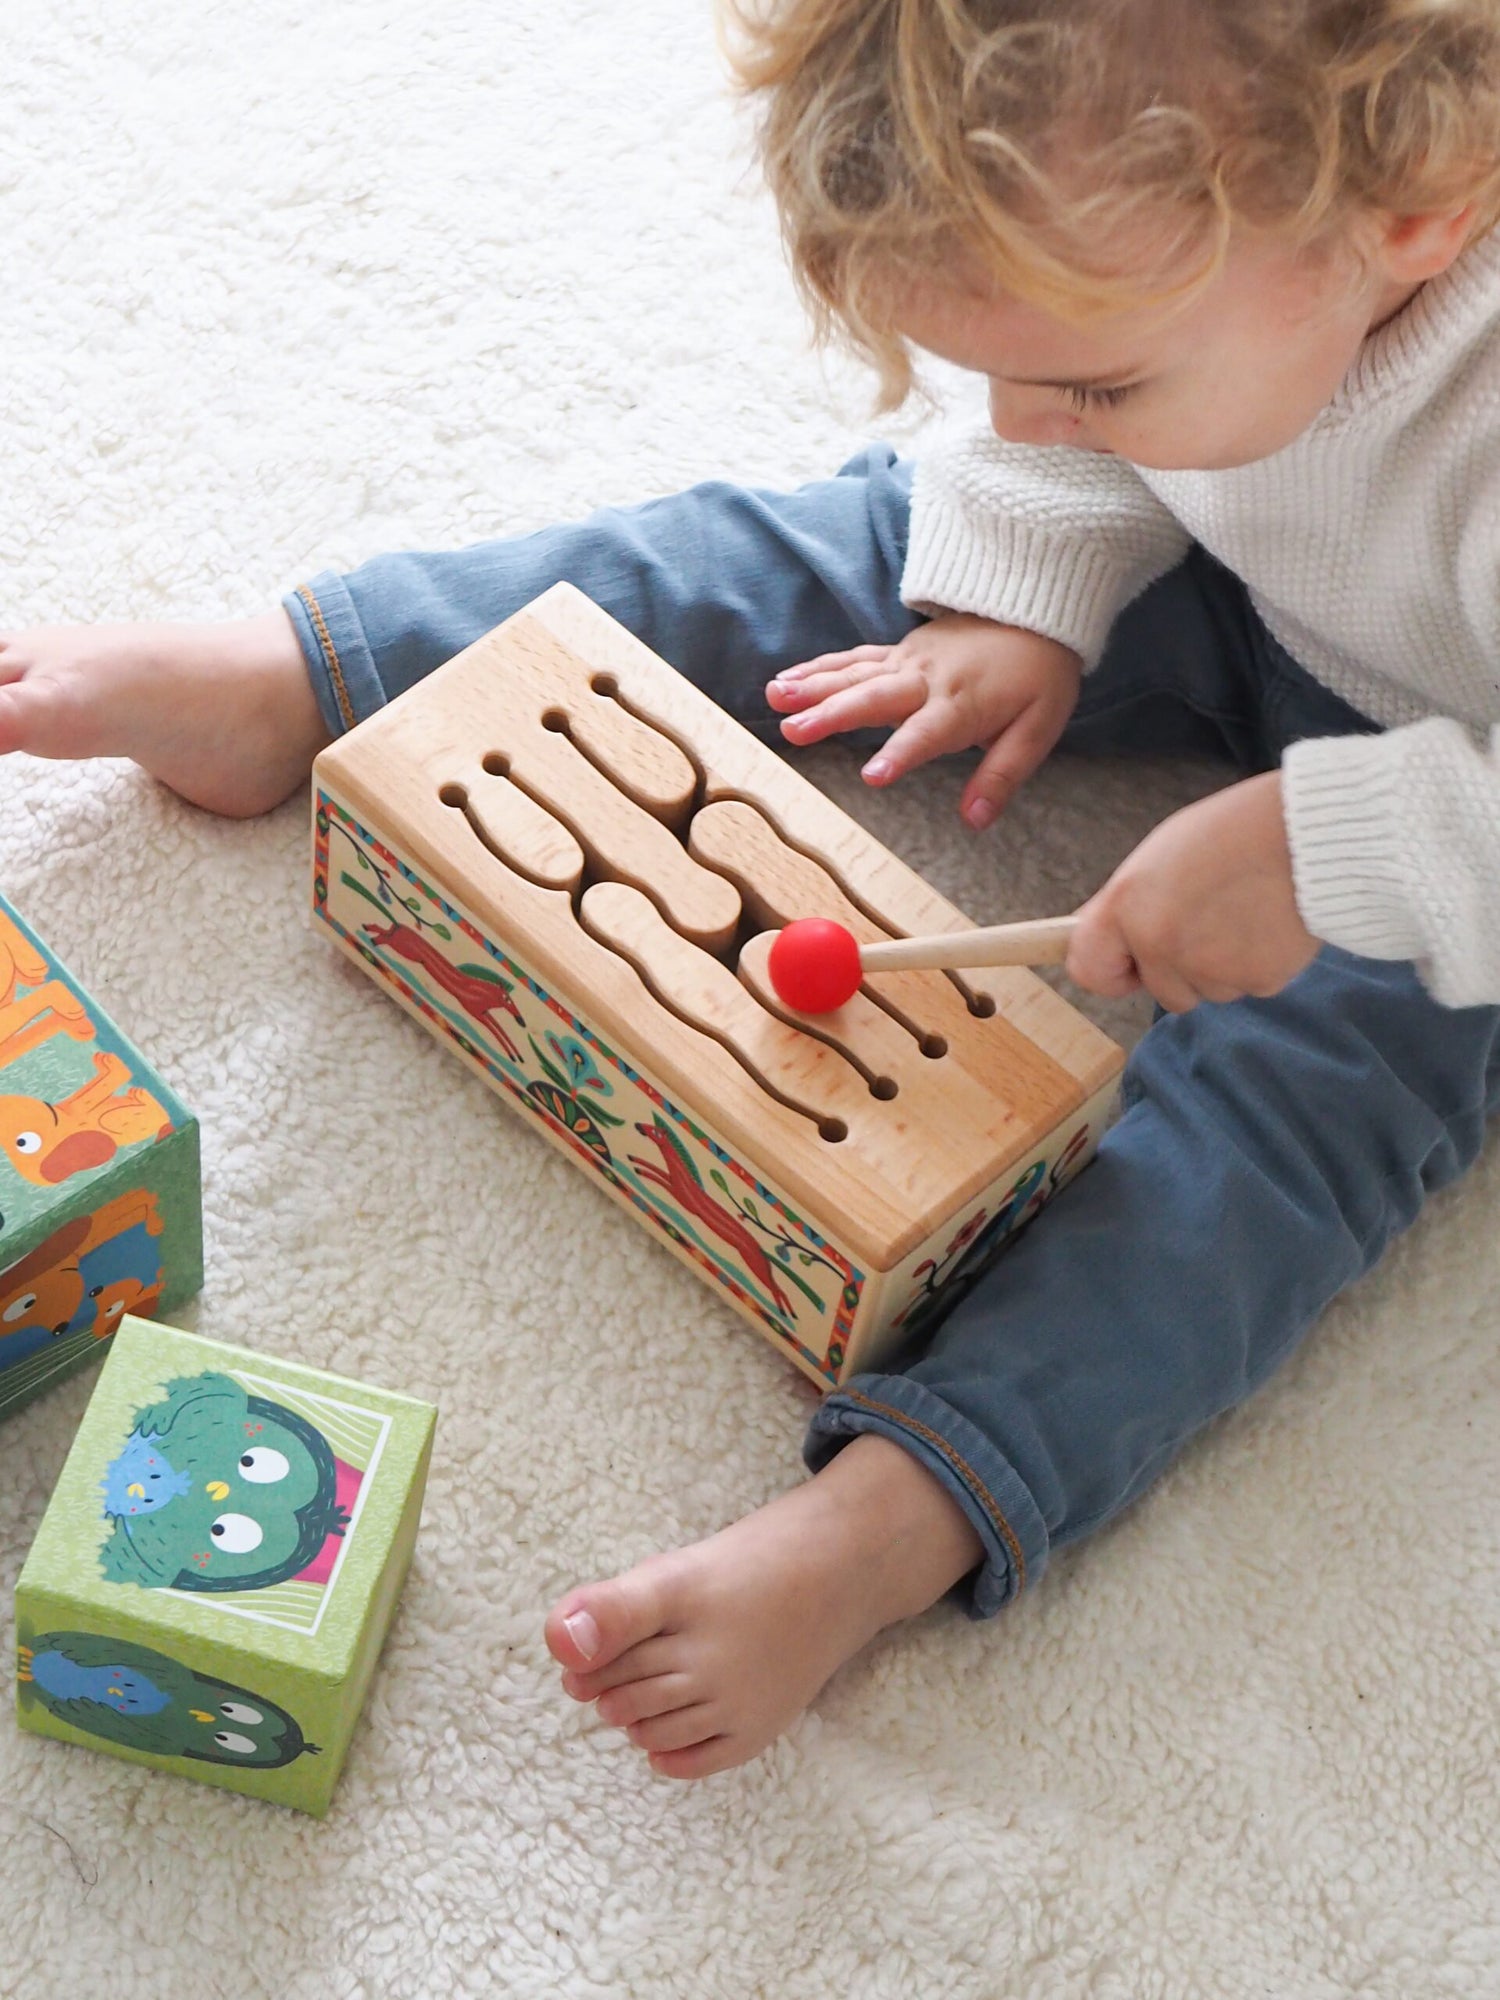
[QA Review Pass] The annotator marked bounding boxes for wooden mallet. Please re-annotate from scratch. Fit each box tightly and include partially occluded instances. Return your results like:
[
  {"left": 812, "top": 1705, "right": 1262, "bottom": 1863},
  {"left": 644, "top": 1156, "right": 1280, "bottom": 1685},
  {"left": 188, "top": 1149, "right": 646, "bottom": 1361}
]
[{"left": 766, "top": 914, "right": 1078, "bottom": 1015}]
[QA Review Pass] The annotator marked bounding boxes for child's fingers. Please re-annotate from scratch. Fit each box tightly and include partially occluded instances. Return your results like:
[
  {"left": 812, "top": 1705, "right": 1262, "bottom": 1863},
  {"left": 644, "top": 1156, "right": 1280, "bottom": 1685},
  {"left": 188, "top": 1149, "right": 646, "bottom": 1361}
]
[
  {"left": 777, "top": 672, "right": 925, "bottom": 746},
  {"left": 1064, "top": 903, "right": 1142, "bottom": 999},
  {"left": 859, "top": 700, "right": 969, "bottom": 784},
  {"left": 1068, "top": 908, "right": 1206, "bottom": 1013},
  {"left": 766, "top": 655, "right": 901, "bottom": 713},
  {"left": 1134, "top": 957, "right": 1208, "bottom": 1013},
  {"left": 958, "top": 703, "right": 1068, "bottom": 829},
  {"left": 770, "top": 644, "right": 891, "bottom": 686}
]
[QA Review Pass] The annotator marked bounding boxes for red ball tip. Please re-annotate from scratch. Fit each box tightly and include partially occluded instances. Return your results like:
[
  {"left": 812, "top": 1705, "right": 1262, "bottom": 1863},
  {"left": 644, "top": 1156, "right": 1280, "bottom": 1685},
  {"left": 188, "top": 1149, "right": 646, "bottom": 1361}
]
[{"left": 767, "top": 918, "right": 863, "bottom": 1014}]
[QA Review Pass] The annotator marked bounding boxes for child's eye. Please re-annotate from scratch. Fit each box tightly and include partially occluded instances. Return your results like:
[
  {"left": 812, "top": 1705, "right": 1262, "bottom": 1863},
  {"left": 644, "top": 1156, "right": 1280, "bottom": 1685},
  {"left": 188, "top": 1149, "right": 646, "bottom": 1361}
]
[{"left": 1064, "top": 383, "right": 1135, "bottom": 412}]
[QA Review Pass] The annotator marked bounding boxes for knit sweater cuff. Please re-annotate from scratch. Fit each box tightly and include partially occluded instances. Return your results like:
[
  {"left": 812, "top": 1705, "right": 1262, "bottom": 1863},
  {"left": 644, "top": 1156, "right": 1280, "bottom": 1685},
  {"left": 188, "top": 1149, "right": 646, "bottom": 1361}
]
[
  {"left": 901, "top": 447, "right": 1191, "bottom": 667},
  {"left": 902, "top": 496, "right": 1133, "bottom": 664},
  {"left": 1281, "top": 733, "right": 1427, "bottom": 962}
]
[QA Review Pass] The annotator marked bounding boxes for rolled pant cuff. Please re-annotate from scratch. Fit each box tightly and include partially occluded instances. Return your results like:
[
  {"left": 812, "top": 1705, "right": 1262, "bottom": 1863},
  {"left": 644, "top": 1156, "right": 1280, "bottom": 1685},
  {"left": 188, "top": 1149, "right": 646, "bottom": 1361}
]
[
  {"left": 804, "top": 1374, "right": 1048, "bottom": 1619},
  {"left": 284, "top": 571, "right": 391, "bottom": 739}
]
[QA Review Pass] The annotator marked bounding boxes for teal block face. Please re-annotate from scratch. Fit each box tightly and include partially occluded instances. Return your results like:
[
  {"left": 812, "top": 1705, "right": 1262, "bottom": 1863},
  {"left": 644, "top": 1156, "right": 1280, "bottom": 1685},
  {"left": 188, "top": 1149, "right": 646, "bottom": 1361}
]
[
  {"left": 16, "top": 1318, "right": 436, "bottom": 1815},
  {"left": 0, "top": 894, "right": 203, "bottom": 1420}
]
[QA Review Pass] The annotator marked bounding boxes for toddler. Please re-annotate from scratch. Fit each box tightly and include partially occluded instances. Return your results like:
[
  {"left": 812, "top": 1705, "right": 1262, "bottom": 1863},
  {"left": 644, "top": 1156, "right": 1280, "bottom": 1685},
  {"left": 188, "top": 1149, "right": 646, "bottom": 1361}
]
[{"left": 5, "top": 0, "right": 1500, "bottom": 1779}]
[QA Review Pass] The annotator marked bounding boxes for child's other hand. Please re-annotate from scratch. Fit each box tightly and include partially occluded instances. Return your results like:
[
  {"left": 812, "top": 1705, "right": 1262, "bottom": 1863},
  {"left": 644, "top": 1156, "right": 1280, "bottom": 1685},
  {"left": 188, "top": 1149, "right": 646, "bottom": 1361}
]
[
  {"left": 766, "top": 614, "right": 1082, "bottom": 829},
  {"left": 1066, "top": 772, "right": 1320, "bottom": 1012}
]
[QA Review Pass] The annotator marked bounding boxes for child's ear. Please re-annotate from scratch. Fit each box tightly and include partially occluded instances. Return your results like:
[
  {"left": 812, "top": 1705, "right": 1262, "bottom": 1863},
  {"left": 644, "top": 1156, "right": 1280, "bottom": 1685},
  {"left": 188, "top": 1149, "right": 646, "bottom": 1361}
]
[{"left": 1377, "top": 205, "right": 1478, "bottom": 284}]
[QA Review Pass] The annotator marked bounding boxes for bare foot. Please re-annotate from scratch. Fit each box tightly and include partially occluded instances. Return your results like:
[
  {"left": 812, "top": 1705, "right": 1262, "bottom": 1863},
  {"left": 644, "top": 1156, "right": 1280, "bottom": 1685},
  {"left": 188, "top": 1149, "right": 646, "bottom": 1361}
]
[
  {"left": 0, "top": 611, "right": 331, "bottom": 818},
  {"left": 544, "top": 1434, "right": 984, "bottom": 1779}
]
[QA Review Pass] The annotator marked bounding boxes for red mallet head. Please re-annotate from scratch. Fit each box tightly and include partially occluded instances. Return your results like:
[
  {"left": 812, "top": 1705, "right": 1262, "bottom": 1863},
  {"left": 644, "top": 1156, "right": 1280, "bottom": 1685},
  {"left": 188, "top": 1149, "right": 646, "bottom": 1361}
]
[{"left": 767, "top": 918, "right": 863, "bottom": 1014}]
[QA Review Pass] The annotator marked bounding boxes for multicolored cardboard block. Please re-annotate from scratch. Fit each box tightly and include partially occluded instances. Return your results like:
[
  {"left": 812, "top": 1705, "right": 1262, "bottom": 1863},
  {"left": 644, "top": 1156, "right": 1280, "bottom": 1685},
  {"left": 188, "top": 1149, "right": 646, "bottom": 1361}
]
[
  {"left": 0, "top": 895, "right": 202, "bottom": 1420},
  {"left": 15, "top": 1317, "right": 436, "bottom": 1815}
]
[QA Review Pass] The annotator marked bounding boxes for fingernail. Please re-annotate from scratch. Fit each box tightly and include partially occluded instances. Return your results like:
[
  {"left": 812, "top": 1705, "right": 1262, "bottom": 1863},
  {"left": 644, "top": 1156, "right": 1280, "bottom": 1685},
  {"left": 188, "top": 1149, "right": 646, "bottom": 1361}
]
[
  {"left": 863, "top": 756, "right": 892, "bottom": 783},
  {"left": 563, "top": 1609, "right": 601, "bottom": 1661},
  {"left": 965, "top": 799, "right": 998, "bottom": 830}
]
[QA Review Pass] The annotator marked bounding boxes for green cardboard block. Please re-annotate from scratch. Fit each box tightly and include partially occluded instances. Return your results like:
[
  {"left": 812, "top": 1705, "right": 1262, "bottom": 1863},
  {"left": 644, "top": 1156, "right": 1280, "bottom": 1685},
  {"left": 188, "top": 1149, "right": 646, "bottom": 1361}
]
[
  {"left": 0, "top": 895, "right": 202, "bottom": 1421},
  {"left": 15, "top": 1317, "right": 436, "bottom": 1816}
]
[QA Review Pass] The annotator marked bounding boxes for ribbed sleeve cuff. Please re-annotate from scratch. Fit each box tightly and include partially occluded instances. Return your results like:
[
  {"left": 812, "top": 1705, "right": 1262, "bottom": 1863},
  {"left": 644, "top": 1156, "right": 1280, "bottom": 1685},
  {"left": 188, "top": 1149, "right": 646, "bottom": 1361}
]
[
  {"left": 900, "top": 446, "right": 1191, "bottom": 667},
  {"left": 902, "top": 493, "right": 1140, "bottom": 666},
  {"left": 1282, "top": 733, "right": 1427, "bottom": 962}
]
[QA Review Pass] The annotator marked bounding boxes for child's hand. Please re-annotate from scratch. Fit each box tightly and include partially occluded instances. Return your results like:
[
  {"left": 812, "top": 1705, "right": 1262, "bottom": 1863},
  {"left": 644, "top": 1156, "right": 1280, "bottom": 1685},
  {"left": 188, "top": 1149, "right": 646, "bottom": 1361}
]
[
  {"left": 767, "top": 614, "right": 1082, "bottom": 829},
  {"left": 1066, "top": 772, "right": 1320, "bottom": 1012}
]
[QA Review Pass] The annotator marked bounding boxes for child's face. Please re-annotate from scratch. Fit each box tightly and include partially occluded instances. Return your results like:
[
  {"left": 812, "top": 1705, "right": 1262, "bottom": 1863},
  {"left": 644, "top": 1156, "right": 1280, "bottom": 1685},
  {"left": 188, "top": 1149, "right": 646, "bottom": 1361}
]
[{"left": 896, "top": 228, "right": 1420, "bottom": 471}]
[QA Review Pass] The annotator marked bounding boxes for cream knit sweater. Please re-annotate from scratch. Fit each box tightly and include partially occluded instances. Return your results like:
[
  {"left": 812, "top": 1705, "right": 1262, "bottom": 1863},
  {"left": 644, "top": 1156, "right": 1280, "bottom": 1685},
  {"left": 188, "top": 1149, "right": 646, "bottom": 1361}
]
[{"left": 903, "top": 228, "right": 1500, "bottom": 1008}]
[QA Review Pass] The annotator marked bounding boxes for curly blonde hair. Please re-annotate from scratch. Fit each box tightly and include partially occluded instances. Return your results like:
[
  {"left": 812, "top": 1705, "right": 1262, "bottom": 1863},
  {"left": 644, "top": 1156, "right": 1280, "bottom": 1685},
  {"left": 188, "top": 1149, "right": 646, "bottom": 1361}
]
[{"left": 721, "top": 0, "right": 1500, "bottom": 403}]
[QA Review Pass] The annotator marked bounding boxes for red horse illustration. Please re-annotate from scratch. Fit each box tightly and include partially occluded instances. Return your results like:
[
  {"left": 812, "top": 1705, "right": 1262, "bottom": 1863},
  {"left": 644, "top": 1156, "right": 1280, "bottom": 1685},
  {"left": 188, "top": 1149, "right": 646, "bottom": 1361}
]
[
  {"left": 363, "top": 921, "right": 523, "bottom": 1061},
  {"left": 629, "top": 1119, "right": 794, "bottom": 1318}
]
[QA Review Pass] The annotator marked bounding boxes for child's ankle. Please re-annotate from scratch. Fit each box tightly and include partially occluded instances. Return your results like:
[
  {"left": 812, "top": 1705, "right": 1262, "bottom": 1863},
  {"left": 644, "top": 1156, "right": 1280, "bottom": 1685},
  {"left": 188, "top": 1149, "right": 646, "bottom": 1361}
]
[{"left": 806, "top": 1432, "right": 984, "bottom": 1627}]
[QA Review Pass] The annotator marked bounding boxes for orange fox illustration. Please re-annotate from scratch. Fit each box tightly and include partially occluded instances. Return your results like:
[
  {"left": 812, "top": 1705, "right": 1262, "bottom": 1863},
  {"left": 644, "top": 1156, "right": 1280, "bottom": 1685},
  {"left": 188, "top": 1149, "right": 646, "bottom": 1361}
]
[
  {"left": 0, "top": 1190, "right": 164, "bottom": 1349},
  {"left": 0, "top": 1052, "right": 174, "bottom": 1187},
  {"left": 0, "top": 909, "right": 96, "bottom": 1074}
]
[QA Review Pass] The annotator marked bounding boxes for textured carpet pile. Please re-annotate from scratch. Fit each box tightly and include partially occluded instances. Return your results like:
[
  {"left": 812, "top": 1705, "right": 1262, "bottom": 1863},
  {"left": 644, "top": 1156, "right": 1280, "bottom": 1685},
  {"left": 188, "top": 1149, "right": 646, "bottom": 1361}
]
[{"left": 0, "top": 6, "right": 1496, "bottom": 1996}]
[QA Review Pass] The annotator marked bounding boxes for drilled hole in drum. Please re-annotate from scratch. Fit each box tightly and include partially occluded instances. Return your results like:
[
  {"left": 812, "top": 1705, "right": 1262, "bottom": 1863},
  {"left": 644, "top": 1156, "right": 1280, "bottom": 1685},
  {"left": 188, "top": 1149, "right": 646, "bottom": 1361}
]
[
  {"left": 968, "top": 992, "right": 996, "bottom": 1018},
  {"left": 480, "top": 751, "right": 510, "bottom": 777},
  {"left": 920, "top": 1034, "right": 948, "bottom": 1059},
  {"left": 818, "top": 1118, "right": 848, "bottom": 1144},
  {"left": 590, "top": 673, "right": 619, "bottom": 697},
  {"left": 439, "top": 782, "right": 468, "bottom": 807},
  {"left": 541, "top": 709, "right": 569, "bottom": 733},
  {"left": 870, "top": 1077, "right": 899, "bottom": 1101}
]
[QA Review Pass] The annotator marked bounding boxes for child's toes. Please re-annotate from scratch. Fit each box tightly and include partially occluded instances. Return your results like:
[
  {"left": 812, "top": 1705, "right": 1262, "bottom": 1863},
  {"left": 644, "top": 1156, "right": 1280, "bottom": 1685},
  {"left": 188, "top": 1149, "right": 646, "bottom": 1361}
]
[
  {"left": 626, "top": 1705, "right": 720, "bottom": 1756},
  {"left": 0, "top": 674, "right": 97, "bottom": 759},
  {"left": 544, "top": 1566, "right": 672, "bottom": 1675},
  {"left": 0, "top": 680, "right": 46, "bottom": 753},
  {"left": 648, "top": 1736, "right": 746, "bottom": 1781},
  {"left": 559, "top": 1634, "right": 679, "bottom": 1703},
  {"left": 594, "top": 1673, "right": 695, "bottom": 1730}
]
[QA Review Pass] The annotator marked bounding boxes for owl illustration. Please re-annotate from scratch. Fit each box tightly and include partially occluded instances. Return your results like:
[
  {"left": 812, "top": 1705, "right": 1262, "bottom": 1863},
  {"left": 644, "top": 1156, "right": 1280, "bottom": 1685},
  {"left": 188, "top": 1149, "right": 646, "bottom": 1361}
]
[
  {"left": 99, "top": 1372, "right": 348, "bottom": 1593},
  {"left": 18, "top": 1632, "right": 318, "bottom": 1768}
]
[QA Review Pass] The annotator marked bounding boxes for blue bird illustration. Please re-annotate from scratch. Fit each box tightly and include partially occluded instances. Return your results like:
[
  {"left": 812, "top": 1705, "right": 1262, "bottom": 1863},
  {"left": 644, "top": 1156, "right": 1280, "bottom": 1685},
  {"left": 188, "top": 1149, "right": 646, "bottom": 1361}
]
[
  {"left": 24, "top": 1647, "right": 171, "bottom": 1715},
  {"left": 101, "top": 1432, "right": 193, "bottom": 1518}
]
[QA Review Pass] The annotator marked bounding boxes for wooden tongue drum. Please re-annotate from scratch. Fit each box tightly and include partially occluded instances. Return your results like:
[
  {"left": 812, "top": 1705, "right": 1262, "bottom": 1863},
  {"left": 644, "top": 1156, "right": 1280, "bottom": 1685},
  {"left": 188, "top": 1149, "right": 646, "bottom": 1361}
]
[{"left": 310, "top": 586, "right": 1123, "bottom": 1388}]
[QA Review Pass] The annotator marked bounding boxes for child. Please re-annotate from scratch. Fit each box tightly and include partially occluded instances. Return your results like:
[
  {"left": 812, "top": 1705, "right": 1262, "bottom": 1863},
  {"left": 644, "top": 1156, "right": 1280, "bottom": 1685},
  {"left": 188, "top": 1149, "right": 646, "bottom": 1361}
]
[{"left": 5, "top": 0, "right": 1500, "bottom": 1779}]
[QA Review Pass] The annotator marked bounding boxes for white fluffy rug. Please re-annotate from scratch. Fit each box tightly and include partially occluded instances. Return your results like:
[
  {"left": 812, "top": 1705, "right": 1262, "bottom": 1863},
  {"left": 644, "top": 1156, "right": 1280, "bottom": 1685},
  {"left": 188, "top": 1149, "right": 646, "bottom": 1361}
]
[{"left": 2, "top": 5, "right": 1497, "bottom": 1995}]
